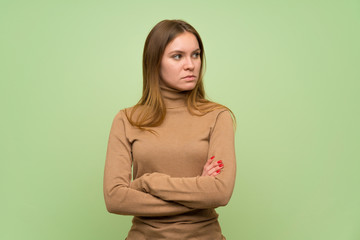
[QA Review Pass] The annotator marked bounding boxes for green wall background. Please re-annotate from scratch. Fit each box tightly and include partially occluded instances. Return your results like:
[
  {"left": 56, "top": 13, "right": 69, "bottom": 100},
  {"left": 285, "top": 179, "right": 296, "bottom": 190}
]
[{"left": 1, "top": 0, "right": 359, "bottom": 239}]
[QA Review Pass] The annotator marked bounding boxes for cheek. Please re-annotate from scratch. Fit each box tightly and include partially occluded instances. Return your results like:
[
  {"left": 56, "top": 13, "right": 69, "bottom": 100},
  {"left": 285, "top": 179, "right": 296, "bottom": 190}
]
[
  {"left": 196, "top": 61, "right": 202, "bottom": 73},
  {"left": 160, "top": 61, "right": 170, "bottom": 78},
  {"left": 163, "top": 62, "right": 179, "bottom": 76},
  {"left": 161, "top": 64, "right": 177, "bottom": 84}
]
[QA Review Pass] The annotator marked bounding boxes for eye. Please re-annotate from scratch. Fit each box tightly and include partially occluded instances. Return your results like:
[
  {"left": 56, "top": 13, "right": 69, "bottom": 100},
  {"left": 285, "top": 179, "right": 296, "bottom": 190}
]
[
  {"left": 172, "top": 54, "right": 181, "bottom": 60},
  {"left": 192, "top": 52, "right": 201, "bottom": 58}
]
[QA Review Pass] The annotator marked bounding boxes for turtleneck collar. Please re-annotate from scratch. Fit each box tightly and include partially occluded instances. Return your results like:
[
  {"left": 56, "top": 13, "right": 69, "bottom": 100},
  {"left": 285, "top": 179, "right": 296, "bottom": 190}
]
[{"left": 160, "top": 85, "right": 188, "bottom": 109}]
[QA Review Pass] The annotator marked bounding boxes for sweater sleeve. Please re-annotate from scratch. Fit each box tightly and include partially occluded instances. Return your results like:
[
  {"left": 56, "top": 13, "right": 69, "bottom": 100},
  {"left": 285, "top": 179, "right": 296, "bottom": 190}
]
[
  {"left": 103, "top": 111, "right": 194, "bottom": 217},
  {"left": 129, "top": 110, "right": 236, "bottom": 209}
]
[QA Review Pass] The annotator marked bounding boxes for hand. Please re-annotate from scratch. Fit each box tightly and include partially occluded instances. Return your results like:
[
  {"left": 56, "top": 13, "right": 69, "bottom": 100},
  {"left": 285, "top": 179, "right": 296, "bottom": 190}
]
[{"left": 201, "top": 156, "right": 224, "bottom": 177}]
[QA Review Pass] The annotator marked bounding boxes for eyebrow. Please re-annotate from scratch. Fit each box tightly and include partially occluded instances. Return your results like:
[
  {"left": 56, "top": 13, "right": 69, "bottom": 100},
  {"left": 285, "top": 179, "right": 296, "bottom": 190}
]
[{"left": 168, "top": 48, "right": 201, "bottom": 55}]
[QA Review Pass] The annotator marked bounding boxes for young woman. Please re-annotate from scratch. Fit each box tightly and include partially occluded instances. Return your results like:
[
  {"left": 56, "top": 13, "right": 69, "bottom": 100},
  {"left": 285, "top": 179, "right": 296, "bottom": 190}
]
[{"left": 103, "top": 19, "right": 236, "bottom": 240}]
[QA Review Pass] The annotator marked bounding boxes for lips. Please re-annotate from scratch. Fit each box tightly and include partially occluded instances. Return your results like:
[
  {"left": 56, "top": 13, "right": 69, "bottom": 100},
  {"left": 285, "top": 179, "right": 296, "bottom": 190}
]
[{"left": 182, "top": 75, "right": 196, "bottom": 80}]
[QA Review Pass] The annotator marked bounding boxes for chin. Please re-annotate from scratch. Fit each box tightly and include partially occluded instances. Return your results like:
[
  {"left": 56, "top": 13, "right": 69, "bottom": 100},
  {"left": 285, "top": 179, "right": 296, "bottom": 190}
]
[
  {"left": 178, "top": 87, "right": 195, "bottom": 92},
  {"left": 178, "top": 82, "right": 197, "bottom": 92}
]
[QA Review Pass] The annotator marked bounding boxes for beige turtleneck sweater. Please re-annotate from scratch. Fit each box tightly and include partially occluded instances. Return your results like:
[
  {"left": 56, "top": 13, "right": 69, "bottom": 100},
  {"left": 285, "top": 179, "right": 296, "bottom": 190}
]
[{"left": 103, "top": 86, "right": 236, "bottom": 240}]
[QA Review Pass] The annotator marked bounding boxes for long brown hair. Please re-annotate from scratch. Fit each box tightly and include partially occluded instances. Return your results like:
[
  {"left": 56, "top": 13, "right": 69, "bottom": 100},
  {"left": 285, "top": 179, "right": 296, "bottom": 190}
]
[{"left": 125, "top": 19, "right": 235, "bottom": 130}]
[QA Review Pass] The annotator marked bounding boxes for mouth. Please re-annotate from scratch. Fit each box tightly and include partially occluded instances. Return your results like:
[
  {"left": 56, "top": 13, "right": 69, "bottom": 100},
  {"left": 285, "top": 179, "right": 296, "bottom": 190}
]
[{"left": 182, "top": 75, "right": 196, "bottom": 80}]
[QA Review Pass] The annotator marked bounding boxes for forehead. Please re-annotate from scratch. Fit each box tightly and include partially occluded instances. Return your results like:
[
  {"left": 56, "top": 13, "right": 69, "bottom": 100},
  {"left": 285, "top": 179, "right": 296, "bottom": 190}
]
[{"left": 164, "top": 32, "right": 200, "bottom": 52}]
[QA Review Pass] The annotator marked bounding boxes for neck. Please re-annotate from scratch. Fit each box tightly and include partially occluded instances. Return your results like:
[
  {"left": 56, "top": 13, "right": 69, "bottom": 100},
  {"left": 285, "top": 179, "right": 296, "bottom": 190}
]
[{"left": 160, "top": 85, "right": 188, "bottom": 109}]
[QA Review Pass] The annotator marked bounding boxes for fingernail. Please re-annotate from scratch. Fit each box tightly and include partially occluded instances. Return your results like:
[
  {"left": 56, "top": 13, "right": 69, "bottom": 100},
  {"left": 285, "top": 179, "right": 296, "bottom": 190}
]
[
  {"left": 216, "top": 170, "right": 221, "bottom": 173},
  {"left": 219, "top": 164, "right": 224, "bottom": 167},
  {"left": 211, "top": 156, "right": 215, "bottom": 159},
  {"left": 217, "top": 160, "right": 222, "bottom": 164}
]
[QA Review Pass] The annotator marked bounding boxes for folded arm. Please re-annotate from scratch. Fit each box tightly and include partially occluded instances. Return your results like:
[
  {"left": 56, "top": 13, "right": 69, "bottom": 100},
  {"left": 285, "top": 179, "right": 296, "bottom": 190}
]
[
  {"left": 130, "top": 110, "right": 236, "bottom": 209},
  {"left": 103, "top": 111, "right": 194, "bottom": 216}
]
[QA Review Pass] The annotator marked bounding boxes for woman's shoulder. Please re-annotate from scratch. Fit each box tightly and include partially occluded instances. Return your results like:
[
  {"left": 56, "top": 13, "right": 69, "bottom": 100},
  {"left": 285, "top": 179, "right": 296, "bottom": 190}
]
[
  {"left": 203, "top": 105, "right": 236, "bottom": 133},
  {"left": 190, "top": 104, "right": 232, "bottom": 126},
  {"left": 207, "top": 107, "right": 233, "bottom": 123},
  {"left": 212, "top": 106, "right": 231, "bottom": 114},
  {"left": 197, "top": 101, "right": 232, "bottom": 117},
  {"left": 198, "top": 103, "right": 235, "bottom": 127},
  {"left": 111, "top": 105, "right": 151, "bottom": 128},
  {"left": 111, "top": 106, "right": 135, "bottom": 123}
]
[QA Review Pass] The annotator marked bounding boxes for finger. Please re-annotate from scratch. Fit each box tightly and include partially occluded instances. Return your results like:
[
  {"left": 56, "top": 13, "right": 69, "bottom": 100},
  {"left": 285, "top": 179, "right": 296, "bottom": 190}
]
[
  {"left": 209, "top": 161, "right": 225, "bottom": 175},
  {"left": 202, "top": 156, "right": 217, "bottom": 176},
  {"left": 206, "top": 159, "right": 224, "bottom": 172},
  {"left": 204, "top": 156, "right": 216, "bottom": 171},
  {"left": 210, "top": 169, "right": 221, "bottom": 177},
  {"left": 208, "top": 165, "right": 222, "bottom": 176},
  {"left": 204, "top": 156, "right": 214, "bottom": 167},
  {"left": 205, "top": 162, "right": 218, "bottom": 172},
  {"left": 218, "top": 160, "right": 224, "bottom": 169},
  {"left": 207, "top": 156, "right": 215, "bottom": 164}
]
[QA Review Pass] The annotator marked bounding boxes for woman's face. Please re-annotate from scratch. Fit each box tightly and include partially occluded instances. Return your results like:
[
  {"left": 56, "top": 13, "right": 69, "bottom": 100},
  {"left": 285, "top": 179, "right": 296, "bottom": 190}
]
[{"left": 159, "top": 31, "right": 201, "bottom": 91}]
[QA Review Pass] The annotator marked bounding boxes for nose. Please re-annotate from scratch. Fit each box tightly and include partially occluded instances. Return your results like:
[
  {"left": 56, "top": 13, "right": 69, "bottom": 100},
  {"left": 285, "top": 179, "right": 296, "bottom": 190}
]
[{"left": 184, "top": 57, "right": 195, "bottom": 70}]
